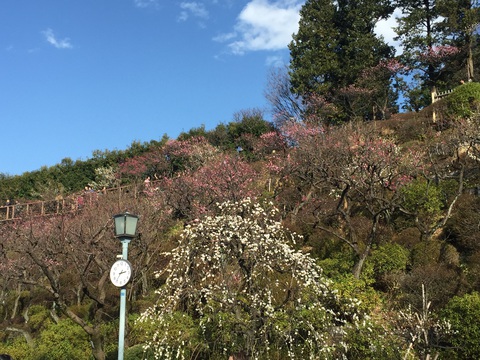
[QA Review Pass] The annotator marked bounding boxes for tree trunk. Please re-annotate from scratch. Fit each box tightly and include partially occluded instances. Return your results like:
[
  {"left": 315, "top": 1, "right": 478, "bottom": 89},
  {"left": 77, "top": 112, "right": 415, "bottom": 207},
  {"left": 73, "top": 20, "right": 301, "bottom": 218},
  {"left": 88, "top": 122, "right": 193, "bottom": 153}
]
[
  {"left": 90, "top": 329, "right": 106, "bottom": 360},
  {"left": 352, "top": 243, "right": 371, "bottom": 279},
  {"left": 10, "top": 284, "right": 22, "bottom": 320},
  {"left": 6, "top": 327, "right": 34, "bottom": 348},
  {"left": 63, "top": 306, "right": 106, "bottom": 360},
  {"left": 466, "top": 32, "right": 474, "bottom": 81},
  {"left": 352, "top": 215, "right": 380, "bottom": 279},
  {"left": 141, "top": 270, "right": 149, "bottom": 296}
]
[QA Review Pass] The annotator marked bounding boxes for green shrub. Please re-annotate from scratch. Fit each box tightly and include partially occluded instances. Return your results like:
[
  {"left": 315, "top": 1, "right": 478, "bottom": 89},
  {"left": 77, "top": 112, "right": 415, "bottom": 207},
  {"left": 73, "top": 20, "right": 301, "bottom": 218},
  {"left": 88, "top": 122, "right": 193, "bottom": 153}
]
[
  {"left": 124, "top": 344, "right": 155, "bottom": 360},
  {"left": 330, "top": 273, "right": 381, "bottom": 313},
  {"left": 411, "top": 241, "right": 442, "bottom": 266},
  {"left": 440, "top": 292, "right": 480, "bottom": 359},
  {"left": 102, "top": 321, "right": 121, "bottom": 358},
  {"left": 34, "top": 319, "right": 91, "bottom": 360},
  {"left": 444, "top": 82, "right": 480, "bottom": 119},
  {"left": 363, "top": 243, "right": 410, "bottom": 291},
  {"left": 345, "top": 321, "right": 405, "bottom": 360},
  {"left": 0, "top": 335, "right": 33, "bottom": 360},
  {"left": 367, "top": 243, "right": 410, "bottom": 278},
  {"left": 27, "top": 305, "right": 51, "bottom": 332},
  {"left": 401, "top": 179, "right": 444, "bottom": 217}
]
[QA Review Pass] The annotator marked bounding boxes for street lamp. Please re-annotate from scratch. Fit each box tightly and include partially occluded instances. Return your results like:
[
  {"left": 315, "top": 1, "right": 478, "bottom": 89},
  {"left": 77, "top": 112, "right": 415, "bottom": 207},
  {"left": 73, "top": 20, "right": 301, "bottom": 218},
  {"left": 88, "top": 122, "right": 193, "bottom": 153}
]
[{"left": 111, "top": 211, "right": 138, "bottom": 360}]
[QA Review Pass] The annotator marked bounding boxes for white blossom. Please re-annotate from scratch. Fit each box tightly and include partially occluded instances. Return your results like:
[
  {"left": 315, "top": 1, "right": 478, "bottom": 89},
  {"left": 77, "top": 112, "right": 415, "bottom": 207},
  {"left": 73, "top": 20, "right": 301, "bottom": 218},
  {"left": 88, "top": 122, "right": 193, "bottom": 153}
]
[{"left": 137, "top": 198, "right": 366, "bottom": 359}]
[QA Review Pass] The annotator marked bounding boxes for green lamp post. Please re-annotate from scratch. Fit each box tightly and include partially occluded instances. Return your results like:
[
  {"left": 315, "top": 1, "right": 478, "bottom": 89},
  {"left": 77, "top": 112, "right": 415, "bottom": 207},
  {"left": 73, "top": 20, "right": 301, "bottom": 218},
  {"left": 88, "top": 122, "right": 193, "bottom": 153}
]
[{"left": 110, "top": 212, "right": 138, "bottom": 360}]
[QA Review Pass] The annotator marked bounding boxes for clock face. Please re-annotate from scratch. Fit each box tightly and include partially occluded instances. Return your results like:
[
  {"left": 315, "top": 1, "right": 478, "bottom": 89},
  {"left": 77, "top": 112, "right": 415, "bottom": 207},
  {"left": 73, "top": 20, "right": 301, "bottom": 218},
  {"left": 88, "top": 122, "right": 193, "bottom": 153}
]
[{"left": 110, "top": 259, "right": 132, "bottom": 287}]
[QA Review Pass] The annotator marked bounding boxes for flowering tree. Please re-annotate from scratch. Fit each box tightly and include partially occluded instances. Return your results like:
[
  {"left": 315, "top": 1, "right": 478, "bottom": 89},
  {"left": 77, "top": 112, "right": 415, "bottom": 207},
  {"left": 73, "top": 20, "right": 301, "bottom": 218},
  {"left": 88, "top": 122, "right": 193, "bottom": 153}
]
[
  {"left": 162, "top": 137, "right": 219, "bottom": 174},
  {"left": 252, "top": 131, "right": 288, "bottom": 158},
  {"left": 138, "top": 198, "right": 365, "bottom": 359},
  {"left": 156, "top": 154, "right": 259, "bottom": 219},
  {"left": 268, "top": 122, "right": 423, "bottom": 278},
  {"left": 0, "top": 191, "right": 169, "bottom": 360},
  {"left": 118, "top": 136, "right": 219, "bottom": 181},
  {"left": 401, "top": 44, "right": 460, "bottom": 112},
  {"left": 0, "top": 215, "right": 112, "bottom": 360},
  {"left": 88, "top": 166, "right": 118, "bottom": 190},
  {"left": 352, "top": 59, "right": 406, "bottom": 119}
]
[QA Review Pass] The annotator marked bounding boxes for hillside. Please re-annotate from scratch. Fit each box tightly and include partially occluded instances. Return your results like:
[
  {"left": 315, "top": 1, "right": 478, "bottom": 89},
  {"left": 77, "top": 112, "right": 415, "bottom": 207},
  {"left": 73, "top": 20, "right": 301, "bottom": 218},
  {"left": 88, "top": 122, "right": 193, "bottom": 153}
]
[{"left": 1, "top": 89, "right": 480, "bottom": 359}]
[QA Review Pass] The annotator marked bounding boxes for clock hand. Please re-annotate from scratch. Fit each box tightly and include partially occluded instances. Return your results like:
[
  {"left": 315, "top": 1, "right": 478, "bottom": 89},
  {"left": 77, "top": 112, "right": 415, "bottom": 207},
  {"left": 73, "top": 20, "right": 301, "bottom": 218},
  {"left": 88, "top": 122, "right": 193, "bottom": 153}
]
[{"left": 116, "top": 270, "right": 126, "bottom": 282}]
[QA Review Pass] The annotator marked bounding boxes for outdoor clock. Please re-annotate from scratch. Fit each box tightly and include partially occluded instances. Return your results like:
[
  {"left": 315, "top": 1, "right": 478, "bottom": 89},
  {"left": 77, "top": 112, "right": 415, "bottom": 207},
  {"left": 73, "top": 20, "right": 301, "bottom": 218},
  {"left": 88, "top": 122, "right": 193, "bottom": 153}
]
[{"left": 110, "top": 259, "right": 133, "bottom": 288}]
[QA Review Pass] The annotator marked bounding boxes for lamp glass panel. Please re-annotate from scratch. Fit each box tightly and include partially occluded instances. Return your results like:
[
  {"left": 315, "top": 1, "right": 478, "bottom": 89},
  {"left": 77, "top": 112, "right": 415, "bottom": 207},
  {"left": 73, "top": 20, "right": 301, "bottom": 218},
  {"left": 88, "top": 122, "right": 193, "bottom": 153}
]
[
  {"left": 114, "top": 215, "right": 126, "bottom": 236},
  {"left": 125, "top": 216, "right": 138, "bottom": 236}
]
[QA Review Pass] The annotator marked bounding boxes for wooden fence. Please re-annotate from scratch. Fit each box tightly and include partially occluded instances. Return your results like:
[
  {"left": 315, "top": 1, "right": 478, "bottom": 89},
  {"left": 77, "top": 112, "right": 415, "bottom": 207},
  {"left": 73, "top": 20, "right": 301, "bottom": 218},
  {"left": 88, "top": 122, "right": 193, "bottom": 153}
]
[
  {"left": 0, "top": 183, "right": 145, "bottom": 222},
  {"left": 431, "top": 87, "right": 453, "bottom": 123}
]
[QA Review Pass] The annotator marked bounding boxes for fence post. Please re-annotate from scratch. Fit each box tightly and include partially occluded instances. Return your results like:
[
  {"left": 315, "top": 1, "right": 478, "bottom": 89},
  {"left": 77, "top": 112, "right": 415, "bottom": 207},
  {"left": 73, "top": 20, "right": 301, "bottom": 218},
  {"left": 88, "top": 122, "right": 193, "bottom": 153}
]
[{"left": 431, "top": 86, "right": 437, "bottom": 123}]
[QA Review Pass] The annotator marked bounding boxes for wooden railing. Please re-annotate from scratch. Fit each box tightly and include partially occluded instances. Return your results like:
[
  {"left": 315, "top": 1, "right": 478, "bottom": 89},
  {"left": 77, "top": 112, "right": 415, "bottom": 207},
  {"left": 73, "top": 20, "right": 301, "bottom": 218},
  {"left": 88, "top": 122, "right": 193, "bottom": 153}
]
[
  {"left": 431, "top": 87, "right": 453, "bottom": 123},
  {"left": 433, "top": 89, "right": 454, "bottom": 101},
  {"left": 0, "top": 183, "right": 146, "bottom": 222}
]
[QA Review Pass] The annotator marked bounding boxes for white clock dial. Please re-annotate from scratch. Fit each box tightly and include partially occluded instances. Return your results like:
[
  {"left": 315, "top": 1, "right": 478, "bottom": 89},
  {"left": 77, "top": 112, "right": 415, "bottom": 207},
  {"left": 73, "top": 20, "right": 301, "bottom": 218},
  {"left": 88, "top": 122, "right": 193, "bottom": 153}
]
[{"left": 110, "top": 259, "right": 132, "bottom": 287}]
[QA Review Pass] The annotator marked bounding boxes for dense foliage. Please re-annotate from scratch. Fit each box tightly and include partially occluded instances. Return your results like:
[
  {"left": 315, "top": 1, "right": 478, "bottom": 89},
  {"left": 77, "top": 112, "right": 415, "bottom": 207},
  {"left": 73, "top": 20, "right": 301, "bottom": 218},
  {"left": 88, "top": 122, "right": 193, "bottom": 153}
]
[
  {"left": 444, "top": 81, "right": 480, "bottom": 118},
  {"left": 288, "top": 0, "right": 479, "bottom": 115}
]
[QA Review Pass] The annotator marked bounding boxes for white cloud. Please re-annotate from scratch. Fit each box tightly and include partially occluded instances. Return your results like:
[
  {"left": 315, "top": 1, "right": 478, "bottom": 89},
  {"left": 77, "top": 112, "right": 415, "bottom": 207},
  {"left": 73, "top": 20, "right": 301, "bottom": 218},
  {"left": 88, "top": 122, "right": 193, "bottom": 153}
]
[
  {"left": 374, "top": 8, "right": 404, "bottom": 54},
  {"left": 178, "top": 2, "right": 209, "bottom": 22},
  {"left": 217, "top": 0, "right": 404, "bottom": 57},
  {"left": 212, "top": 31, "right": 236, "bottom": 42},
  {"left": 216, "top": 0, "right": 303, "bottom": 55},
  {"left": 134, "top": 0, "right": 158, "bottom": 8},
  {"left": 42, "top": 28, "right": 73, "bottom": 49},
  {"left": 265, "top": 54, "right": 286, "bottom": 67}
]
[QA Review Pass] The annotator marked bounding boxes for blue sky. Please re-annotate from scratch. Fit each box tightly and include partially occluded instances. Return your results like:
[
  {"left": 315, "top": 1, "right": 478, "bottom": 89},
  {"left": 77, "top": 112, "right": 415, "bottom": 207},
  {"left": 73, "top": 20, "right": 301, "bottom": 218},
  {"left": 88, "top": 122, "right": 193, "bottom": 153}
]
[{"left": 0, "top": 0, "right": 397, "bottom": 176}]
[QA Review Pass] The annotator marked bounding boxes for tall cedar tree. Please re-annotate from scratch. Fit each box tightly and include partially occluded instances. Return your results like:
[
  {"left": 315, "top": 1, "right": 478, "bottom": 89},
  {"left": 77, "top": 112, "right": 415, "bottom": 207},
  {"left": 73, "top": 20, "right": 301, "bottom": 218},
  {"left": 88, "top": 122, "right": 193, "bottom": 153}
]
[
  {"left": 395, "top": 0, "right": 459, "bottom": 109},
  {"left": 289, "top": 0, "right": 394, "bottom": 122},
  {"left": 437, "top": 0, "right": 480, "bottom": 82}
]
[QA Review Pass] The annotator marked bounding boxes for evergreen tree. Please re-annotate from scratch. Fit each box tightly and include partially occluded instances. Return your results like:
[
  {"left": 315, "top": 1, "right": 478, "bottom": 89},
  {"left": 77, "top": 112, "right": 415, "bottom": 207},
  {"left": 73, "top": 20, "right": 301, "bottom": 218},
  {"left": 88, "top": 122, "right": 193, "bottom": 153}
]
[
  {"left": 394, "top": 0, "right": 463, "bottom": 108},
  {"left": 289, "top": 0, "right": 394, "bottom": 121},
  {"left": 437, "top": 0, "right": 480, "bottom": 82},
  {"left": 289, "top": 0, "right": 339, "bottom": 97}
]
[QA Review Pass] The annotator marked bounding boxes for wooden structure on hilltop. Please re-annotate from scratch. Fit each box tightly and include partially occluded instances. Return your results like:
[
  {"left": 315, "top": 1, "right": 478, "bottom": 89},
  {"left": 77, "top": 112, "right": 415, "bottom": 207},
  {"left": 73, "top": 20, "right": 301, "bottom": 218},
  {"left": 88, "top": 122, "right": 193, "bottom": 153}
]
[{"left": 431, "top": 87, "right": 454, "bottom": 123}]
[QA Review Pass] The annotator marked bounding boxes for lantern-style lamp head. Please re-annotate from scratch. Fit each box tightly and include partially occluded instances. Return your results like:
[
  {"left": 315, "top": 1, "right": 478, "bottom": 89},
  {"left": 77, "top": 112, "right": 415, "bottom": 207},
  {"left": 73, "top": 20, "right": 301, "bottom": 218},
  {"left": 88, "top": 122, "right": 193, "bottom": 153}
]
[{"left": 113, "top": 212, "right": 139, "bottom": 239}]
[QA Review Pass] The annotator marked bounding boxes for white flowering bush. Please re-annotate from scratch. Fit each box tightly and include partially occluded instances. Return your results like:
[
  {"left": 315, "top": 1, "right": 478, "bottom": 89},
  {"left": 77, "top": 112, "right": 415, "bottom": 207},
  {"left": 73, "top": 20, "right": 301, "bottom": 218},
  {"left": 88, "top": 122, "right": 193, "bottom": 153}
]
[
  {"left": 88, "top": 165, "right": 118, "bottom": 190},
  {"left": 138, "top": 198, "right": 366, "bottom": 359}
]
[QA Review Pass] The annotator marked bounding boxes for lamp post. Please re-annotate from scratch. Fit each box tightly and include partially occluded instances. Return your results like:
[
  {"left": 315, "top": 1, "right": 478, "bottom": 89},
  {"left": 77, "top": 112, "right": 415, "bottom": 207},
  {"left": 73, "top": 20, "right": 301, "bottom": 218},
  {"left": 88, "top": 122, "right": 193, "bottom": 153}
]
[{"left": 111, "top": 212, "right": 138, "bottom": 360}]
